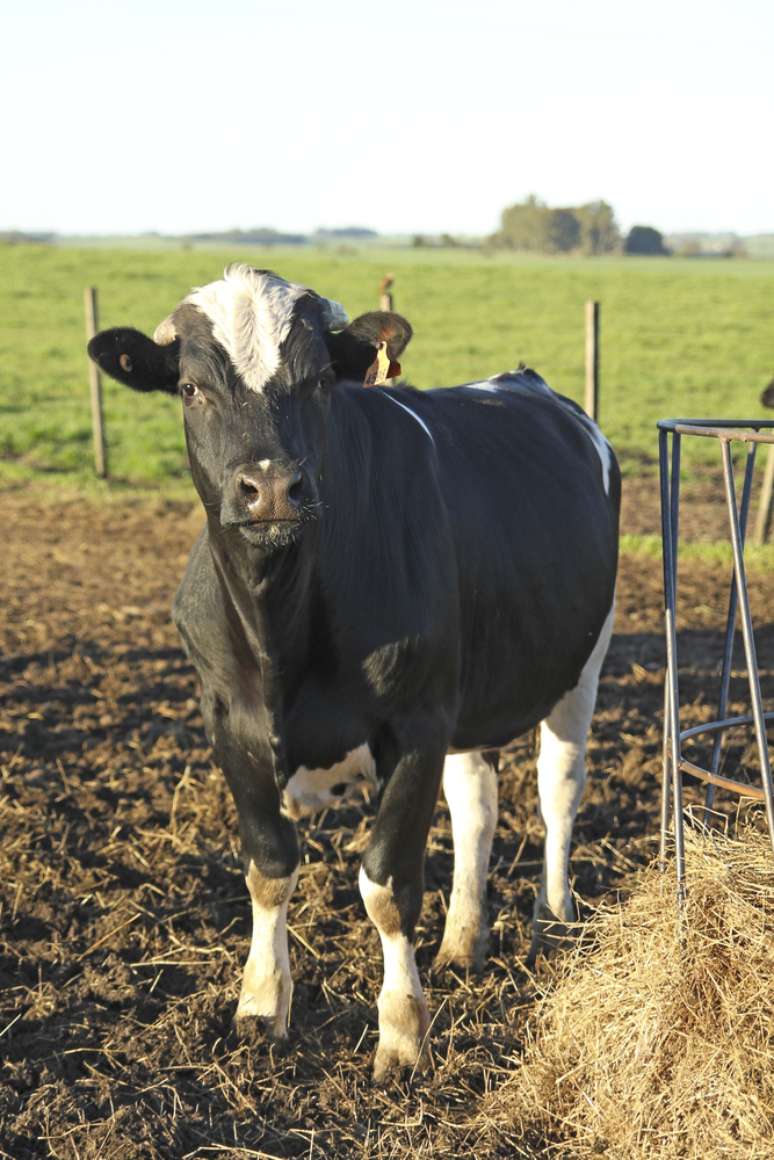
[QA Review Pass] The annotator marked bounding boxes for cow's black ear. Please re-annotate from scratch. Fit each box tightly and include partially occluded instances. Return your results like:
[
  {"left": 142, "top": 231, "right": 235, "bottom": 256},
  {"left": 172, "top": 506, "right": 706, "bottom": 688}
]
[
  {"left": 761, "top": 378, "right": 774, "bottom": 408},
  {"left": 87, "top": 328, "right": 180, "bottom": 395},
  {"left": 326, "top": 312, "right": 413, "bottom": 384}
]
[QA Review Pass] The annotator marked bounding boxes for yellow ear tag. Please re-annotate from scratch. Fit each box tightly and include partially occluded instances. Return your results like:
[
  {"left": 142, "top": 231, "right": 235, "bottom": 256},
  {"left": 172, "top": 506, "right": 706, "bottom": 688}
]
[
  {"left": 363, "top": 341, "right": 393, "bottom": 387},
  {"left": 375, "top": 343, "right": 392, "bottom": 384}
]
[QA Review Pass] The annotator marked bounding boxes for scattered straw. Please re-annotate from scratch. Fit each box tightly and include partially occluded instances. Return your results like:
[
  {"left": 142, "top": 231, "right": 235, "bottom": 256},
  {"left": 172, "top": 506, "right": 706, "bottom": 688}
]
[{"left": 483, "top": 825, "right": 774, "bottom": 1159}]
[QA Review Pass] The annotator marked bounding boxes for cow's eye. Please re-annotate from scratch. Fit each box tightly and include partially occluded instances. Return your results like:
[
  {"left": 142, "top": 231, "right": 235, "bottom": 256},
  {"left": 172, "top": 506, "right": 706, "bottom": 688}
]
[{"left": 180, "top": 382, "right": 199, "bottom": 403}]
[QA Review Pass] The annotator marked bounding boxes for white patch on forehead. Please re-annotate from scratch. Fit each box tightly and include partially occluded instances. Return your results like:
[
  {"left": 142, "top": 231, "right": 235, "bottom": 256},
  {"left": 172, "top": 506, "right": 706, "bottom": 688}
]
[
  {"left": 282, "top": 743, "right": 376, "bottom": 819},
  {"left": 185, "top": 264, "right": 348, "bottom": 393}
]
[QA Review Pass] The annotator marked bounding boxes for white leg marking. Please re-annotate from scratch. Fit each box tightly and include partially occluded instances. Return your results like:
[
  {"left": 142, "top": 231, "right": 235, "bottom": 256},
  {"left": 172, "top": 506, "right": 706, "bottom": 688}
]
[
  {"left": 283, "top": 743, "right": 376, "bottom": 819},
  {"left": 237, "top": 862, "right": 299, "bottom": 1037},
  {"left": 536, "top": 603, "right": 615, "bottom": 924},
  {"left": 358, "top": 866, "right": 429, "bottom": 1079},
  {"left": 437, "top": 751, "right": 498, "bottom": 968}
]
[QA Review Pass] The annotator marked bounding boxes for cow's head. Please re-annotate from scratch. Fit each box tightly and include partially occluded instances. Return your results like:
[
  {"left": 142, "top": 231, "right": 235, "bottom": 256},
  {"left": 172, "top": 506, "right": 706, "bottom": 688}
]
[{"left": 88, "top": 265, "right": 412, "bottom": 551}]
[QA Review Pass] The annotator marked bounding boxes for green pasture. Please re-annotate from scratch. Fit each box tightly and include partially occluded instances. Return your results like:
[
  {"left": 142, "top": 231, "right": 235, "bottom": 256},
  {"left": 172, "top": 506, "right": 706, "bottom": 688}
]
[{"left": 1, "top": 244, "right": 773, "bottom": 493}]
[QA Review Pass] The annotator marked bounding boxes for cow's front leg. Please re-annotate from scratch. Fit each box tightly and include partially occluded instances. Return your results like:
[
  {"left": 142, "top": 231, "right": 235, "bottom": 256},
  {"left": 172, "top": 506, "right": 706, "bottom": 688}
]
[
  {"left": 238, "top": 854, "right": 298, "bottom": 1037},
  {"left": 214, "top": 722, "right": 300, "bottom": 1039},
  {"left": 359, "top": 721, "right": 447, "bottom": 1081}
]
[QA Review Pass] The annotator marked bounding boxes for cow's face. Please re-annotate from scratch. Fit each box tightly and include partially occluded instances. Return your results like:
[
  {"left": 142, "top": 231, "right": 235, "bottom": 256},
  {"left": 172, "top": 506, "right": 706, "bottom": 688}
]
[
  {"left": 88, "top": 266, "right": 411, "bottom": 553},
  {"left": 159, "top": 268, "right": 345, "bottom": 553}
]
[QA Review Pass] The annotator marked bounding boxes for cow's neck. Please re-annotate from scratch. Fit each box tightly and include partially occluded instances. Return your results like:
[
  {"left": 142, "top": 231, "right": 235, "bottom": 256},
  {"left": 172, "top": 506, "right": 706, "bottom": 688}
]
[
  {"left": 205, "top": 516, "right": 318, "bottom": 771},
  {"left": 207, "top": 516, "right": 316, "bottom": 665}
]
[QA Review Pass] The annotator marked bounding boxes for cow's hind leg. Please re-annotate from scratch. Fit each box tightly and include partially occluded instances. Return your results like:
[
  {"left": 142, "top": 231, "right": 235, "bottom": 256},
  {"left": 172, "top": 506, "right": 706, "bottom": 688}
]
[
  {"left": 436, "top": 750, "right": 498, "bottom": 970},
  {"left": 533, "top": 605, "right": 614, "bottom": 948}
]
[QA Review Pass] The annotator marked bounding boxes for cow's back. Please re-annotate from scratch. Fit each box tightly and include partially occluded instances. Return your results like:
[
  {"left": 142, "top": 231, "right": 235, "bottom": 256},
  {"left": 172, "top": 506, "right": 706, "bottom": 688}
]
[{"left": 381, "top": 373, "right": 620, "bottom": 748}]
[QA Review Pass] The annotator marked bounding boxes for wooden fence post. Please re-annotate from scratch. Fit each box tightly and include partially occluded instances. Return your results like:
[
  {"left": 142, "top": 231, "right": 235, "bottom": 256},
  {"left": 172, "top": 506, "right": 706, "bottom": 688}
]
[
  {"left": 754, "top": 443, "right": 774, "bottom": 544},
  {"left": 84, "top": 287, "right": 108, "bottom": 479},
  {"left": 379, "top": 273, "right": 395, "bottom": 312},
  {"left": 584, "top": 300, "right": 600, "bottom": 423}
]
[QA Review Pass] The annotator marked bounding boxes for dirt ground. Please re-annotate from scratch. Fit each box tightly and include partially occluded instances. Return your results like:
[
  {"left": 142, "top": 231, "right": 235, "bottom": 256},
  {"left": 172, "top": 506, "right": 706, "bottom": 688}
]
[{"left": 2, "top": 474, "right": 773, "bottom": 1159}]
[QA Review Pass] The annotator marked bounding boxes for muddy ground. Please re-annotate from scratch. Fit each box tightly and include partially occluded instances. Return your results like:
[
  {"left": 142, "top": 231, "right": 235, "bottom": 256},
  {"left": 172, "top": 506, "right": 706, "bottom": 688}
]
[{"left": 1, "top": 475, "right": 773, "bottom": 1159}]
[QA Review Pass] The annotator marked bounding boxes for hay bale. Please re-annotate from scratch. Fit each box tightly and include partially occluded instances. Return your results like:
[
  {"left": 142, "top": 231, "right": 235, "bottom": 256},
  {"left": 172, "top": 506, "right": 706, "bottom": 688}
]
[{"left": 486, "top": 826, "right": 774, "bottom": 1159}]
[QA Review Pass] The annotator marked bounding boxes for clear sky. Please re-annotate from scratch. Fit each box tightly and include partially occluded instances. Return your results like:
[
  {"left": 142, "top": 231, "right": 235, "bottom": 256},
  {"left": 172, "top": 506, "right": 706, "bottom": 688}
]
[{"left": 3, "top": 0, "right": 773, "bottom": 237}]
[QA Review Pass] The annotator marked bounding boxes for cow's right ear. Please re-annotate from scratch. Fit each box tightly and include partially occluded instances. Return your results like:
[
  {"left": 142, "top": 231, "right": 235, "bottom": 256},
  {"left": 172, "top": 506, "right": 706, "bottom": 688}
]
[{"left": 87, "top": 328, "right": 180, "bottom": 395}]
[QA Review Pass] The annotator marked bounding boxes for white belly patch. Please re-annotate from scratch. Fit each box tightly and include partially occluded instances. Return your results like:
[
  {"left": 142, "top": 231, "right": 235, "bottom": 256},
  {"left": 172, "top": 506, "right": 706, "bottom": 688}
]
[{"left": 282, "top": 743, "right": 376, "bottom": 819}]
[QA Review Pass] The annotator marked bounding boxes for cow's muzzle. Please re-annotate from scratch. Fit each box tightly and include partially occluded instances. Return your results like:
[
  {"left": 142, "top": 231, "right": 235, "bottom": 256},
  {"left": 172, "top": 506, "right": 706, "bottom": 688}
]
[{"left": 221, "top": 461, "right": 312, "bottom": 534}]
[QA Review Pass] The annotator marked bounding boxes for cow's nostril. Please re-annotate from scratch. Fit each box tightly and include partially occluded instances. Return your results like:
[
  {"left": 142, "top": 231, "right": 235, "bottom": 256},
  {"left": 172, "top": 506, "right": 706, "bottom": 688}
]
[{"left": 287, "top": 471, "right": 304, "bottom": 507}]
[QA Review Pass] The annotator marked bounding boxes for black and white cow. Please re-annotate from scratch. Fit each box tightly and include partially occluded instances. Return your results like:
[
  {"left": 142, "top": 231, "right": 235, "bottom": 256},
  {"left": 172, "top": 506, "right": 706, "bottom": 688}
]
[{"left": 88, "top": 265, "right": 619, "bottom": 1080}]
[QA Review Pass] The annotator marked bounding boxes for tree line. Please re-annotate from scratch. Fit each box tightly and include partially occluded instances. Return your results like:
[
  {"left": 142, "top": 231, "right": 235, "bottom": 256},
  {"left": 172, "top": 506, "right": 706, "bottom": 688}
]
[{"left": 490, "top": 196, "right": 670, "bottom": 255}]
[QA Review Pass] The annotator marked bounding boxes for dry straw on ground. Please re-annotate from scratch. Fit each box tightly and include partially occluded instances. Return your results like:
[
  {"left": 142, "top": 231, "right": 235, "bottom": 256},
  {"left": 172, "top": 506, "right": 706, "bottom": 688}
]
[
  {"left": 5, "top": 496, "right": 774, "bottom": 1156},
  {"left": 481, "top": 824, "right": 774, "bottom": 1159}
]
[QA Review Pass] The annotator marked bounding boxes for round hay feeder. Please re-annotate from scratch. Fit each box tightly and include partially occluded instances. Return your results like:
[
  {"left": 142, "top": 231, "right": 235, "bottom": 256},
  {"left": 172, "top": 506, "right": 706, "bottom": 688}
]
[{"left": 658, "top": 418, "right": 774, "bottom": 898}]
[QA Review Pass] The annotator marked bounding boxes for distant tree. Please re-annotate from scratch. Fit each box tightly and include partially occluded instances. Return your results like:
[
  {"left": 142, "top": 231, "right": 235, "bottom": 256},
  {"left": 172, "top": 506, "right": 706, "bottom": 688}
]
[
  {"left": 0, "top": 230, "right": 56, "bottom": 244},
  {"left": 499, "top": 194, "right": 550, "bottom": 250},
  {"left": 496, "top": 196, "right": 597, "bottom": 253},
  {"left": 576, "top": 200, "right": 620, "bottom": 254},
  {"left": 184, "top": 227, "right": 307, "bottom": 246},
  {"left": 675, "top": 239, "right": 703, "bottom": 257},
  {"left": 440, "top": 233, "right": 458, "bottom": 248},
  {"left": 315, "top": 227, "right": 378, "bottom": 240},
  {"left": 544, "top": 208, "right": 581, "bottom": 253},
  {"left": 624, "top": 225, "right": 670, "bottom": 255},
  {"left": 412, "top": 234, "right": 426, "bottom": 248}
]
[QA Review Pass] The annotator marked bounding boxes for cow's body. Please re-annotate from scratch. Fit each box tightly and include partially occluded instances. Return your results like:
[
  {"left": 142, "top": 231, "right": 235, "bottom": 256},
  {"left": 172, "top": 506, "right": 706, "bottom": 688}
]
[
  {"left": 88, "top": 266, "right": 619, "bottom": 1079},
  {"left": 176, "top": 373, "right": 616, "bottom": 790}
]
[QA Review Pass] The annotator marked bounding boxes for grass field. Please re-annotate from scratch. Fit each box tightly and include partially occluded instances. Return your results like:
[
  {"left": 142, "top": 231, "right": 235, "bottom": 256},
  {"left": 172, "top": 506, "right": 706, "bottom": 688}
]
[{"left": 2, "top": 244, "right": 774, "bottom": 490}]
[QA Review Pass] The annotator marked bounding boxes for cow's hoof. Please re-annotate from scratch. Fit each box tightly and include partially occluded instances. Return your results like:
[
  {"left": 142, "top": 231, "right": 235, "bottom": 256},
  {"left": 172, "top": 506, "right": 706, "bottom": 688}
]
[
  {"left": 235, "top": 970, "right": 292, "bottom": 1040},
  {"left": 372, "top": 1038, "right": 429, "bottom": 1084},
  {"left": 434, "top": 929, "right": 489, "bottom": 973},
  {"left": 233, "top": 984, "right": 291, "bottom": 1043},
  {"left": 231, "top": 1012, "right": 289, "bottom": 1048},
  {"left": 528, "top": 902, "right": 575, "bottom": 966},
  {"left": 372, "top": 992, "right": 430, "bottom": 1083}
]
